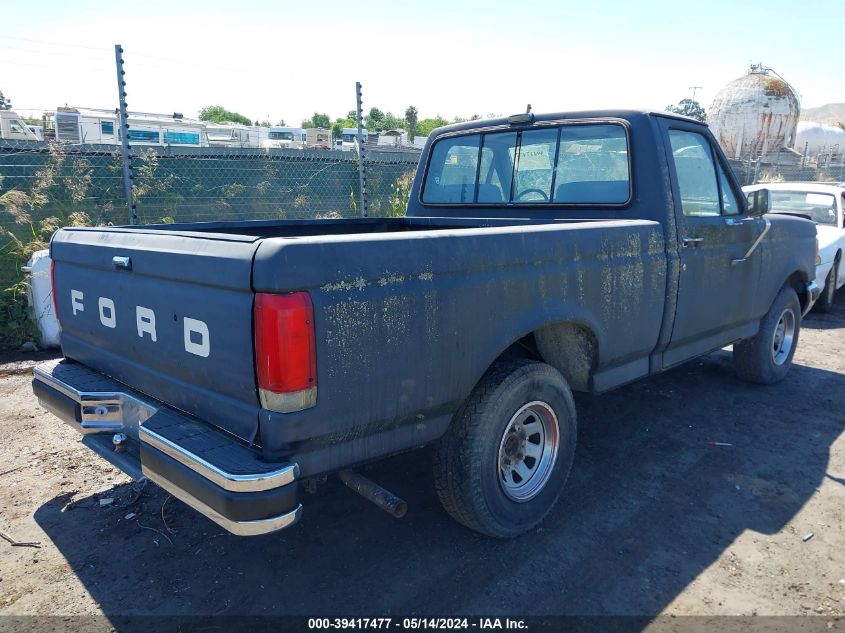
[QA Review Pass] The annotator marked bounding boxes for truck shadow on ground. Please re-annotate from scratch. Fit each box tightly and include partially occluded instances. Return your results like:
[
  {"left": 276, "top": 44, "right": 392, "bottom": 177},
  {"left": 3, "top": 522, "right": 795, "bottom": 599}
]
[{"left": 34, "top": 327, "right": 845, "bottom": 619}]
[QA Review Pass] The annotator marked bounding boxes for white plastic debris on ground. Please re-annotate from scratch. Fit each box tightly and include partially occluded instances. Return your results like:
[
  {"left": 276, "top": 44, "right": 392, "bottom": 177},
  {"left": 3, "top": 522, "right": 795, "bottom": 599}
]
[{"left": 23, "top": 249, "right": 60, "bottom": 348}]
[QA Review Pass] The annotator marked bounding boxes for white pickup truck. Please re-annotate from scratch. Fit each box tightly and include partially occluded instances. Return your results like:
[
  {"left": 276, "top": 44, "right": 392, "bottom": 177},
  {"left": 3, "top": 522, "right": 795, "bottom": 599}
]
[
  {"left": 0, "top": 111, "right": 40, "bottom": 141},
  {"left": 745, "top": 182, "right": 845, "bottom": 312}
]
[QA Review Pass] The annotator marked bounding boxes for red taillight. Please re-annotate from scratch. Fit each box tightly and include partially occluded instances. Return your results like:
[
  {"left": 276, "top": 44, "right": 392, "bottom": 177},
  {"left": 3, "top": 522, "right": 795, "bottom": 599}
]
[
  {"left": 254, "top": 292, "right": 317, "bottom": 413},
  {"left": 50, "top": 259, "right": 59, "bottom": 321}
]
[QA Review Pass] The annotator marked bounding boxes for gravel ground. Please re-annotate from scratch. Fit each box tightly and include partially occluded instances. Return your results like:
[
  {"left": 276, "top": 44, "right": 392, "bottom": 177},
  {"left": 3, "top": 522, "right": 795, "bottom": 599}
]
[{"left": 0, "top": 298, "right": 843, "bottom": 624}]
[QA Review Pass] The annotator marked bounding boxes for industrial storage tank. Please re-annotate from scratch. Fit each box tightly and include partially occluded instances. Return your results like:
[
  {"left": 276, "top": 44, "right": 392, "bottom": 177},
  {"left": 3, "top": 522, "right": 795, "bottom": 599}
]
[
  {"left": 708, "top": 65, "right": 800, "bottom": 160},
  {"left": 795, "top": 121, "right": 845, "bottom": 158}
]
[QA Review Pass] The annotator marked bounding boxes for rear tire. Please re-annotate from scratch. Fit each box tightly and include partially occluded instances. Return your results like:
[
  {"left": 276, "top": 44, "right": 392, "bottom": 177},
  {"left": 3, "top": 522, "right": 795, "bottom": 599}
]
[
  {"left": 734, "top": 286, "right": 801, "bottom": 384},
  {"left": 815, "top": 261, "right": 838, "bottom": 313},
  {"left": 433, "top": 359, "right": 577, "bottom": 538}
]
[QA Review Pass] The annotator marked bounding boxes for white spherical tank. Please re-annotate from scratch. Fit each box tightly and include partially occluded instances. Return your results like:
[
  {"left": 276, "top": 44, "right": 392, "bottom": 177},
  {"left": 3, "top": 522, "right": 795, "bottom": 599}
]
[
  {"left": 795, "top": 121, "right": 845, "bottom": 157},
  {"left": 708, "top": 65, "right": 800, "bottom": 160}
]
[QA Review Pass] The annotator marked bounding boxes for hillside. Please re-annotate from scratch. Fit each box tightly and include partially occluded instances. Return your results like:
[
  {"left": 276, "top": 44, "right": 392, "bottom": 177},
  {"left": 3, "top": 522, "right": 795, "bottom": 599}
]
[{"left": 800, "top": 103, "right": 845, "bottom": 125}]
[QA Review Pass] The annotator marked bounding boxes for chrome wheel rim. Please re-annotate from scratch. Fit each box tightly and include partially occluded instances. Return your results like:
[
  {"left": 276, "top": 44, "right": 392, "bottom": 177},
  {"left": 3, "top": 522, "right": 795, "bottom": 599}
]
[
  {"left": 497, "top": 401, "right": 560, "bottom": 502},
  {"left": 772, "top": 308, "right": 796, "bottom": 366}
]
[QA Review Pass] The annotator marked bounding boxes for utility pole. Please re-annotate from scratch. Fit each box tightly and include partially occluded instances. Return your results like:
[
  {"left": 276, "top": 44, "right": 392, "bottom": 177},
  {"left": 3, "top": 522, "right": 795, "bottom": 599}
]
[
  {"left": 355, "top": 82, "right": 367, "bottom": 217},
  {"left": 114, "top": 44, "right": 136, "bottom": 225},
  {"left": 688, "top": 86, "right": 703, "bottom": 101}
]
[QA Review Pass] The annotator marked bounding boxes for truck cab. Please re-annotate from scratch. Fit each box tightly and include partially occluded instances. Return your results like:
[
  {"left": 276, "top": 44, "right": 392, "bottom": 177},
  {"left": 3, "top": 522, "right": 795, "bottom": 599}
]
[{"left": 0, "top": 111, "right": 39, "bottom": 141}]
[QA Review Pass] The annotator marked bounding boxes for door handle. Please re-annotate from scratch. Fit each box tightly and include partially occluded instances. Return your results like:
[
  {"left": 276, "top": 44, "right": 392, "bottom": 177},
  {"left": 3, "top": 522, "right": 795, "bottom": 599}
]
[
  {"left": 112, "top": 255, "right": 132, "bottom": 270},
  {"left": 682, "top": 237, "right": 704, "bottom": 247}
]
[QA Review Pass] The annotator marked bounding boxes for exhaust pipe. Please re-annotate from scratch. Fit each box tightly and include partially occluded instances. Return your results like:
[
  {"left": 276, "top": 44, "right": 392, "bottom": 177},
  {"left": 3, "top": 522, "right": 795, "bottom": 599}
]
[{"left": 338, "top": 470, "right": 408, "bottom": 519}]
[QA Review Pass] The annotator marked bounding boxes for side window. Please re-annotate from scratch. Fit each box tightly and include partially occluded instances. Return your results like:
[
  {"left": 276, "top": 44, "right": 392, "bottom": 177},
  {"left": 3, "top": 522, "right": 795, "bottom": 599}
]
[
  {"left": 422, "top": 134, "right": 481, "bottom": 203},
  {"left": 716, "top": 160, "right": 740, "bottom": 215},
  {"left": 513, "top": 128, "right": 558, "bottom": 203},
  {"left": 101, "top": 120, "right": 115, "bottom": 135},
  {"left": 9, "top": 120, "right": 25, "bottom": 134},
  {"left": 669, "top": 130, "right": 721, "bottom": 217}
]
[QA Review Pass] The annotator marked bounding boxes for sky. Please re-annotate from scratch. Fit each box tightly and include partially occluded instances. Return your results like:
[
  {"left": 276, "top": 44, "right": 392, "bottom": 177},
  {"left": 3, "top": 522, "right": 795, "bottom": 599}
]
[{"left": 2, "top": 0, "right": 844, "bottom": 126}]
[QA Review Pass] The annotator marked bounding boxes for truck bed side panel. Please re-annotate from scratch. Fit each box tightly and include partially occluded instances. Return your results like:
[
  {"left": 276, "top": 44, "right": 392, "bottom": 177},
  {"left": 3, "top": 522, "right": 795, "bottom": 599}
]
[{"left": 252, "top": 221, "right": 666, "bottom": 474}]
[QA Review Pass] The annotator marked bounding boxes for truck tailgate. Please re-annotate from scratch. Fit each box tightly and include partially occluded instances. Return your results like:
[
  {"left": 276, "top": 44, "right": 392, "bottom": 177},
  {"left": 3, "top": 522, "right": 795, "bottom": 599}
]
[{"left": 51, "top": 228, "right": 262, "bottom": 443}]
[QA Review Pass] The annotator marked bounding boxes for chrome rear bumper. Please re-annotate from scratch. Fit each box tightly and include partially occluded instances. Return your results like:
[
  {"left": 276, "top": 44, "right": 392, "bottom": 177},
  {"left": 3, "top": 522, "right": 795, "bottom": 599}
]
[{"left": 33, "top": 359, "right": 301, "bottom": 537}]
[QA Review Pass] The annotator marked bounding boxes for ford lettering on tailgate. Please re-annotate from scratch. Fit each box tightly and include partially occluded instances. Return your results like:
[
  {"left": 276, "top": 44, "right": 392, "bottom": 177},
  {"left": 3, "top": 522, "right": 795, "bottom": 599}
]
[{"left": 69, "top": 289, "right": 210, "bottom": 357}]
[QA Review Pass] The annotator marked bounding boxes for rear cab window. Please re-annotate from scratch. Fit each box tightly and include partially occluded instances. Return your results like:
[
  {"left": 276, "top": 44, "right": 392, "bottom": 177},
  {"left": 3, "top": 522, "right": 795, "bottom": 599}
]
[{"left": 422, "top": 122, "right": 630, "bottom": 206}]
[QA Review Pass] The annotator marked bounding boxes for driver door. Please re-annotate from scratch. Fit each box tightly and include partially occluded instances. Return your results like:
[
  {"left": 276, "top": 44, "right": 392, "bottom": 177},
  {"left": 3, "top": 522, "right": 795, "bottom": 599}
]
[{"left": 661, "top": 122, "right": 765, "bottom": 366}]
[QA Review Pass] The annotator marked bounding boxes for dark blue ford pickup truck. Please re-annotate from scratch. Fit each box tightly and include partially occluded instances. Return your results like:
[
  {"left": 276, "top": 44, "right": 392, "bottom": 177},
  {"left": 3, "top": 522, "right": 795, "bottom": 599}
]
[{"left": 34, "top": 110, "right": 819, "bottom": 538}]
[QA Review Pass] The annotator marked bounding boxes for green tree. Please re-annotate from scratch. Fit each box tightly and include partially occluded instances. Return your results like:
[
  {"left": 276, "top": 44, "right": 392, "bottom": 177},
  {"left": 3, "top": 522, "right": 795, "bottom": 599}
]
[
  {"left": 332, "top": 115, "right": 357, "bottom": 139},
  {"left": 404, "top": 106, "right": 419, "bottom": 140},
  {"left": 198, "top": 105, "right": 252, "bottom": 126},
  {"left": 365, "top": 107, "right": 385, "bottom": 130},
  {"left": 665, "top": 98, "right": 706, "bottom": 122},
  {"left": 416, "top": 116, "right": 450, "bottom": 138},
  {"left": 302, "top": 112, "right": 331, "bottom": 129},
  {"left": 0, "top": 90, "right": 11, "bottom": 110},
  {"left": 382, "top": 112, "right": 406, "bottom": 131}
]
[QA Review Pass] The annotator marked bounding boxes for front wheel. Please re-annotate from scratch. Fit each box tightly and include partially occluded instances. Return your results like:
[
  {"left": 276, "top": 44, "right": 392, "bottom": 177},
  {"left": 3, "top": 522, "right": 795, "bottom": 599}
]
[
  {"left": 734, "top": 286, "right": 802, "bottom": 384},
  {"left": 433, "top": 359, "right": 577, "bottom": 538}
]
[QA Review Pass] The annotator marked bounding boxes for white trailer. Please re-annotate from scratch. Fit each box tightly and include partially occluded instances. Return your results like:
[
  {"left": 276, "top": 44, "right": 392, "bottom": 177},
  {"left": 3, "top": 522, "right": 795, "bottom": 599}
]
[
  {"left": 205, "top": 122, "right": 259, "bottom": 148},
  {"left": 305, "top": 128, "right": 332, "bottom": 149},
  {"left": 262, "top": 126, "right": 305, "bottom": 149},
  {"left": 54, "top": 107, "right": 208, "bottom": 147}
]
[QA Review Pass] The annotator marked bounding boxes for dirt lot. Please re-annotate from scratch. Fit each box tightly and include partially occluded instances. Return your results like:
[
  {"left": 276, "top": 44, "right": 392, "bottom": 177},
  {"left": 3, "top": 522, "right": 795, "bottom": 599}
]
[{"left": 1, "top": 298, "right": 844, "bottom": 625}]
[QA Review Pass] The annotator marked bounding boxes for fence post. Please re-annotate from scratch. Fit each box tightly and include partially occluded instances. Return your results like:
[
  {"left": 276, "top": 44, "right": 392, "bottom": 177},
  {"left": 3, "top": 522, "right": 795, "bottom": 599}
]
[
  {"left": 799, "top": 141, "right": 808, "bottom": 181},
  {"left": 114, "top": 44, "right": 136, "bottom": 225},
  {"left": 355, "top": 81, "right": 367, "bottom": 218}
]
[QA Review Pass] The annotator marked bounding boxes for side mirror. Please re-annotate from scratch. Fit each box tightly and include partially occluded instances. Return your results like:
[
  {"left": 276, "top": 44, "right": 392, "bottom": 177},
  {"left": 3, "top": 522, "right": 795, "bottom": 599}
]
[{"left": 747, "top": 189, "right": 769, "bottom": 217}]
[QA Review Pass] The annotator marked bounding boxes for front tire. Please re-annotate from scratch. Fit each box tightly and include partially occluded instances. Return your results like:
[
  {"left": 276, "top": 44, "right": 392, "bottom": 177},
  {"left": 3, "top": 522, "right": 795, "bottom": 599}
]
[
  {"left": 433, "top": 359, "right": 577, "bottom": 538},
  {"left": 734, "top": 286, "right": 801, "bottom": 384},
  {"left": 815, "top": 261, "right": 838, "bottom": 313}
]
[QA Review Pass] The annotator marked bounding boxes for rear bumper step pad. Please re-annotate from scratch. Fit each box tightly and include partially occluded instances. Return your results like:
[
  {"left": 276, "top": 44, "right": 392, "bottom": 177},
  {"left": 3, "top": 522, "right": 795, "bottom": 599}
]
[{"left": 32, "top": 359, "right": 301, "bottom": 536}]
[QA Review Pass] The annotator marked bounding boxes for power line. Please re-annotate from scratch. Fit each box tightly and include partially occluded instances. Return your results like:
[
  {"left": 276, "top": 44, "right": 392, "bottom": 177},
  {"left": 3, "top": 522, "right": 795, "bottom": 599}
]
[
  {"left": 0, "top": 34, "right": 246, "bottom": 75},
  {"left": 0, "top": 33, "right": 109, "bottom": 52}
]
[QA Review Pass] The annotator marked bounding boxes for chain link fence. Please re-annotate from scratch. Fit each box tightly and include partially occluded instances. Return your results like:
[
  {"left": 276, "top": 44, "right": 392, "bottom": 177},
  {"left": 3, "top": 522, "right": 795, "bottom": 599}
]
[
  {"left": 0, "top": 135, "right": 420, "bottom": 348},
  {"left": 0, "top": 140, "right": 421, "bottom": 225},
  {"left": 727, "top": 157, "right": 845, "bottom": 187}
]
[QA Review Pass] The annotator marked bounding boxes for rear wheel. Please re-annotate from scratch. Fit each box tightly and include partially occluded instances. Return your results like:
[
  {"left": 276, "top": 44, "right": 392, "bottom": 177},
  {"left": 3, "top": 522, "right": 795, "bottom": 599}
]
[
  {"left": 734, "top": 286, "right": 801, "bottom": 384},
  {"left": 433, "top": 359, "right": 577, "bottom": 538},
  {"left": 816, "top": 261, "right": 838, "bottom": 313}
]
